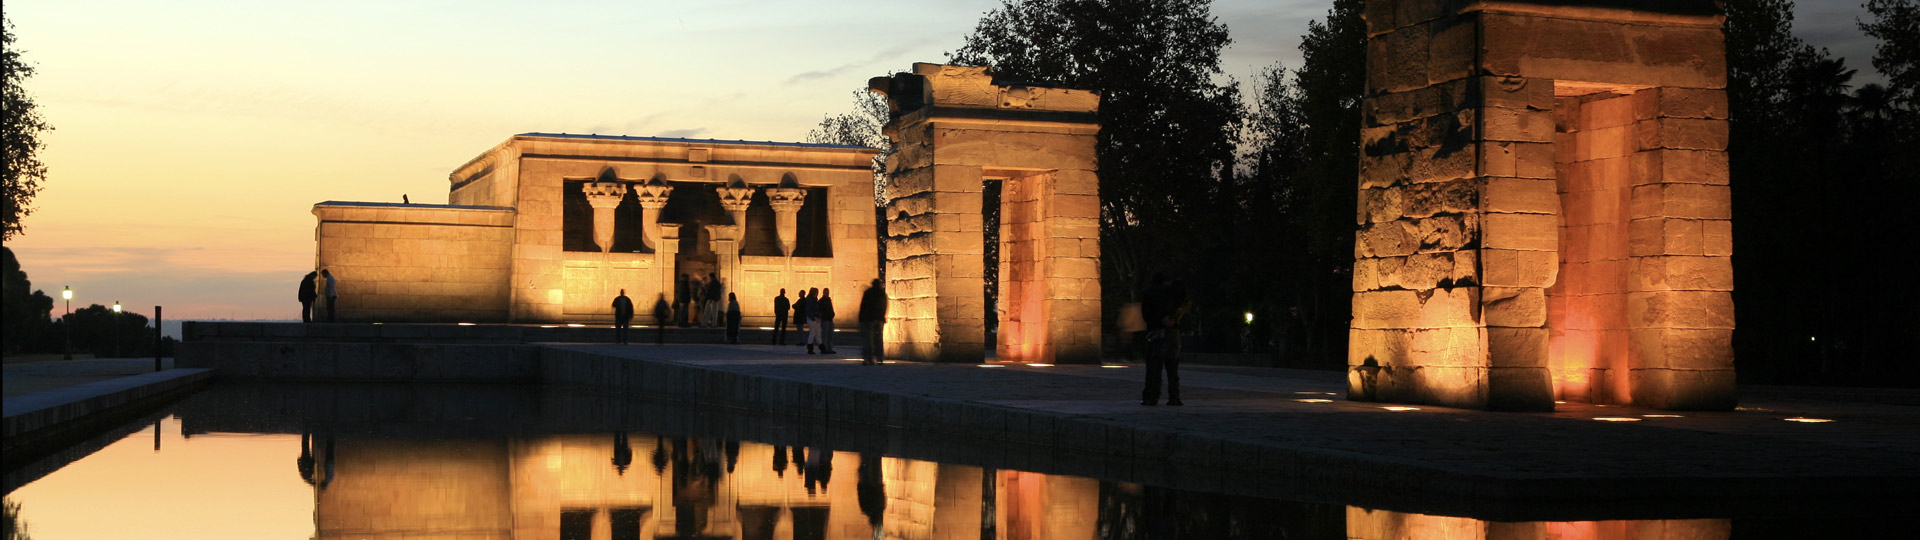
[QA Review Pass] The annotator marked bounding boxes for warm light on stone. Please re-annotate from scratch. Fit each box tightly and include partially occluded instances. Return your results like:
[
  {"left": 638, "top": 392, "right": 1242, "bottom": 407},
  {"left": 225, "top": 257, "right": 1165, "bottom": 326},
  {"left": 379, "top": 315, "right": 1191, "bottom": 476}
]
[
  {"left": 1350, "top": 0, "right": 1735, "bottom": 412},
  {"left": 311, "top": 134, "right": 880, "bottom": 325},
  {"left": 872, "top": 63, "right": 1102, "bottom": 364}
]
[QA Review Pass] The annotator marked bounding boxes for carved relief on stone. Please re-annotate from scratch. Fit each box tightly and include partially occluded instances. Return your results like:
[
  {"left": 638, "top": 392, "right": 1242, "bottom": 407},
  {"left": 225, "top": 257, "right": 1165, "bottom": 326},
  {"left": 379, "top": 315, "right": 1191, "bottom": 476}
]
[
  {"left": 717, "top": 176, "right": 755, "bottom": 215},
  {"left": 582, "top": 182, "right": 628, "bottom": 252}
]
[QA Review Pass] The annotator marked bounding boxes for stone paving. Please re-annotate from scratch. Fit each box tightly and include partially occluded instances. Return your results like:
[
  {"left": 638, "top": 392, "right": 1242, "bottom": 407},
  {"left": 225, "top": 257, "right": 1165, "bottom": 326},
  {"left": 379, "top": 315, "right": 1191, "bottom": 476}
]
[
  {"left": 3, "top": 357, "right": 176, "bottom": 398},
  {"left": 546, "top": 343, "right": 1920, "bottom": 509}
]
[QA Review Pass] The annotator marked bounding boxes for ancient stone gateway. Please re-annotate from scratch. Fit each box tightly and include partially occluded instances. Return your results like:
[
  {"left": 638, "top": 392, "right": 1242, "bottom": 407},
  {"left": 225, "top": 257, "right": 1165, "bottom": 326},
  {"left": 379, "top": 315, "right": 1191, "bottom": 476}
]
[
  {"left": 1351, "top": 1, "right": 1734, "bottom": 410},
  {"left": 871, "top": 64, "right": 1102, "bottom": 364}
]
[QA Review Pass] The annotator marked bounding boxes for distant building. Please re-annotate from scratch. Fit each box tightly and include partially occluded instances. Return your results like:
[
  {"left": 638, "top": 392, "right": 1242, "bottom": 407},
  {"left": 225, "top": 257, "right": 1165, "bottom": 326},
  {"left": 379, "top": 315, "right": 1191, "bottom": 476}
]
[{"left": 312, "top": 133, "right": 880, "bottom": 324}]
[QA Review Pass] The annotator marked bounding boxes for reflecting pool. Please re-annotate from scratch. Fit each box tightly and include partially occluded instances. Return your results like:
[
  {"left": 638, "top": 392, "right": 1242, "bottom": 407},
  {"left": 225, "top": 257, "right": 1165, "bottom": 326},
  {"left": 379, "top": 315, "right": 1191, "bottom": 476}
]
[{"left": 1, "top": 383, "right": 1898, "bottom": 539}]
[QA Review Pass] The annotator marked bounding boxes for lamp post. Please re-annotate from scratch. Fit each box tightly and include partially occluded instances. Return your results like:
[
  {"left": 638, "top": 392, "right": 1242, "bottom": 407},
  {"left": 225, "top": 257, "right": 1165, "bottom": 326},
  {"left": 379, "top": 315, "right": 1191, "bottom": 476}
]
[
  {"left": 62, "top": 286, "right": 73, "bottom": 360},
  {"left": 113, "top": 301, "right": 123, "bottom": 358}
]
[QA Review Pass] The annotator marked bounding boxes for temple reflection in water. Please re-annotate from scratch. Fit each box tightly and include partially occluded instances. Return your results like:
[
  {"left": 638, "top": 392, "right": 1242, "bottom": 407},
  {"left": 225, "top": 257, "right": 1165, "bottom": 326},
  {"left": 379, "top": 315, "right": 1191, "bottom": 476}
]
[{"left": 299, "top": 433, "right": 1726, "bottom": 540}]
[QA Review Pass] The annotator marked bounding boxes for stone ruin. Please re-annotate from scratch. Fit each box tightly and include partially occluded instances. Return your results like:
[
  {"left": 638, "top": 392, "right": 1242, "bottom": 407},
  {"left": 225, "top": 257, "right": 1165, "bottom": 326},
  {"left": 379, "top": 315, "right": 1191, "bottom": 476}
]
[
  {"left": 1350, "top": 0, "right": 1735, "bottom": 410},
  {"left": 870, "top": 64, "right": 1104, "bottom": 364}
]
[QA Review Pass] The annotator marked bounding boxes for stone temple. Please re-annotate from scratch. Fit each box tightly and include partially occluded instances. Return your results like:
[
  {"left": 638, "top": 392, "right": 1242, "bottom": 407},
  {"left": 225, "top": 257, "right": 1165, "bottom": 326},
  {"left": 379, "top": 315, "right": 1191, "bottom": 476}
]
[
  {"left": 1349, "top": 0, "right": 1735, "bottom": 410},
  {"left": 313, "top": 134, "right": 881, "bottom": 326},
  {"left": 311, "top": 64, "right": 1104, "bottom": 367}
]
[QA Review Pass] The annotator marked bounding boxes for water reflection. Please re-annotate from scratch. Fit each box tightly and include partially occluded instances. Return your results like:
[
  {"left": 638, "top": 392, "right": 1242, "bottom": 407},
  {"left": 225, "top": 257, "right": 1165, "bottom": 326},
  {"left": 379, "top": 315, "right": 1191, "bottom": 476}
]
[{"left": 2, "top": 384, "right": 1890, "bottom": 539}]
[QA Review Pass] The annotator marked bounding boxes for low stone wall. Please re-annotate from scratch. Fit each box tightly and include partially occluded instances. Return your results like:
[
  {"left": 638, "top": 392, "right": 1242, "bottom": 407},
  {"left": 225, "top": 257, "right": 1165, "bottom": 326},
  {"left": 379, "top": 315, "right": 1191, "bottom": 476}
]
[
  {"left": 2, "top": 368, "right": 213, "bottom": 470},
  {"left": 176, "top": 341, "right": 541, "bottom": 382}
]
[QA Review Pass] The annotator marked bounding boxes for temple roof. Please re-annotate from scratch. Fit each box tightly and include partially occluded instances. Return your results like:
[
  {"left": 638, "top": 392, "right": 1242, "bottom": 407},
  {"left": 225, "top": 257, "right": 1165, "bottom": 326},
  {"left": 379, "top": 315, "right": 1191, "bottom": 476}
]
[{"left": 518, "top": 132, "right": 878, "bottom": 151}]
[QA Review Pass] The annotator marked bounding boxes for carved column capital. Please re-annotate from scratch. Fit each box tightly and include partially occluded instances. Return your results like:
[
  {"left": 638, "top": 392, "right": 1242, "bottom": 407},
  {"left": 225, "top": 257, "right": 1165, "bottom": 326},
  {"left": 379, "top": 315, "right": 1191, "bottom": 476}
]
[
  {"left": 635, "top": 180, "right": 674, "bottom": 209},
  {"left": 583, "top": 182, "right": 628, "bottom": 209},
  {"left": 765, "top": 187, "right": 807, "bottom": 213}
]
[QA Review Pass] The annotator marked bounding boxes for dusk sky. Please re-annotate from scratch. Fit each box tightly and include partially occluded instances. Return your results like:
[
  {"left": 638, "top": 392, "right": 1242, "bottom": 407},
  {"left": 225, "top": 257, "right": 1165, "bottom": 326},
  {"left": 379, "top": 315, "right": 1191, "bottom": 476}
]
[{"left": 5, "top": 0, "right": 1879, "bottom": 321}]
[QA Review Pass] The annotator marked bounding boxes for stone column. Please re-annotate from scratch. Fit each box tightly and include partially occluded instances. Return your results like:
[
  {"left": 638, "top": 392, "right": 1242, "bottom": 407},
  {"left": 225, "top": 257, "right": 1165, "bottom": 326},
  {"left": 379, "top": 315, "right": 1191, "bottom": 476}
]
[
  {"left": 716, "top": 179, "right": 754, "bottom": 291},
  {"left": 656, "top": 223, "right": 681, "bottom": 301},
  {"left": 765, "top": 186, "right": 808, "bottom": 257},
  {"left": 582, "top": 182, "right": 628, "bottom": 252},
  {"left": 634, "top": 178, "right": 673, "bottom": 251}
]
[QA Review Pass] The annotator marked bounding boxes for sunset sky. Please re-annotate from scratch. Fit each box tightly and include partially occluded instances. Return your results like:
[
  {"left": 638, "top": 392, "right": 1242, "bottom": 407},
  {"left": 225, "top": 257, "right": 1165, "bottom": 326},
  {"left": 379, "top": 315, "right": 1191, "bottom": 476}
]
[{"left": 4, "top": 0, "right": 1878, "bottom": 321}]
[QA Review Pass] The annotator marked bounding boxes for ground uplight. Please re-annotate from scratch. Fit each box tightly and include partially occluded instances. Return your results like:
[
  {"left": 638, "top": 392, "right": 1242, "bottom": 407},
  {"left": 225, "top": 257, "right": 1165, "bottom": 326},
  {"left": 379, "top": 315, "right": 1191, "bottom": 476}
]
[
  {"left": 566, "top": 323, "right": 585, "bottom": 328},
  {"left": 978, "top": 365, "right": 1006, "bottom": 369},
  {"left": 456, "top": 322, "right": 476, "bottom": 326},
  {"left": 1100, "top": 365, "right": 1128, "bottom": 368},
  {"left": 1593, "top": 417, "right": 1641, "bottom": 422},
  {"left": 1643, "top": 414, "right": 1684, "bottom": 418},
  {"left": 1027, "top": 363, "right": 1053, "bottom": 367},
  {"left": 1784, "top": 417, "right": 1834, "bottom": 423},
  {"left": 1381, "top": 406, "right": 1420, "bottom": 412},
  {"left": 1297, "top": 399, "right": 1333, "bottom": 403}
]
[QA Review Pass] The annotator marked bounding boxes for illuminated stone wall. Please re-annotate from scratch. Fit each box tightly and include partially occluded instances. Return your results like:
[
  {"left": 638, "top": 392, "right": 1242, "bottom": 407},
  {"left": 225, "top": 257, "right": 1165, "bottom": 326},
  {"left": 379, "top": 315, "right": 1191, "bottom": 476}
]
[
  {"left": 317, "top": 133, "right": 880, "bottom": 325},
  {"left": 1346, "top": 507, "right": 1730, "bottom": 540},
  {"left": 1352, "top": 0, "right": 1733, "bottom": 410},
  {"left": 873, "top": 63, "right": 1102, "bottom": 363},
  {"left": 312, "top": 203, "right": 515, "bottom": 322}
]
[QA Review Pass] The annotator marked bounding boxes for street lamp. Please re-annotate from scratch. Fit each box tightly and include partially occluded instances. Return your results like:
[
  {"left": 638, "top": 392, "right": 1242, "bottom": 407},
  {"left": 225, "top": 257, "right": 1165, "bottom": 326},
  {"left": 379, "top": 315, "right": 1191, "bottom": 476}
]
[
  {"left": 113, "top": 301, "right": 123, "bottom": 358},
  {"left": 62, "top": 286, "right": 73, "bottom": 360}
]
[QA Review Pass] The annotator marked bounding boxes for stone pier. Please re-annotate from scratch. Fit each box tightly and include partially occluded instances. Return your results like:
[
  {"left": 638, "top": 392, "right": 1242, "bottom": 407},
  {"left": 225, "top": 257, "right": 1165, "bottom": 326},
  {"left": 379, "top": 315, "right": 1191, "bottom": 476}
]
[
  {"left": 871, "top": 63, "right": 1103, "bottom": 364},
  {"left": 1351, "top": 0, "right": 1734, "bottom": 410}
]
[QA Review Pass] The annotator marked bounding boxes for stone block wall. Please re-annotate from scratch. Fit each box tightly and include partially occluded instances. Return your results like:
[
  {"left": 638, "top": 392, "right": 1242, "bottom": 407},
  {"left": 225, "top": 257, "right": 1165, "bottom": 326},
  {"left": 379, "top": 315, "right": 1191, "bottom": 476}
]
[
  {"left": 440, "top": 134, "right": 879, "bottom": 325},
  {"left": 875, "top": 63, "right": 1101, "bottom": 363},
  {"left": 1354, "top": 1, "right": 1732, "bottom": 410},
  {"left": 313, "top": 203, "right": 515, "bottom": 322}
]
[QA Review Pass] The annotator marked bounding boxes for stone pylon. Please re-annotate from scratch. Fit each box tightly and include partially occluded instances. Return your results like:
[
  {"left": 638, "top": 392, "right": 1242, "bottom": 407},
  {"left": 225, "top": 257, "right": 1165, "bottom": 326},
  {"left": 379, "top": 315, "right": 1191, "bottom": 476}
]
[
  {"left": 871, "top": 63, "right": 1102, "bottom": 364},
  {"left": 1351, "top": 0, "right": 1734, "bottom": 410}
]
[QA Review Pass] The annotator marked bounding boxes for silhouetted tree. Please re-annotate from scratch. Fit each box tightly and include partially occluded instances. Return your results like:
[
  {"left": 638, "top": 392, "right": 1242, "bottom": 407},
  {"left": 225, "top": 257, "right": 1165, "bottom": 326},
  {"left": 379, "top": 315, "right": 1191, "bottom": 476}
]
[
  {"left": 805, "top": 89, "right": 894, "bottom": 205},
  {"left": 1862, "top": 0, "right": 1919, "bottom": 106},
  {"left": 2, "top": 18, "right": 52, "bottom": 241},
  {"left": 1, "top": 247, "right": 55, "bottom": 355}
]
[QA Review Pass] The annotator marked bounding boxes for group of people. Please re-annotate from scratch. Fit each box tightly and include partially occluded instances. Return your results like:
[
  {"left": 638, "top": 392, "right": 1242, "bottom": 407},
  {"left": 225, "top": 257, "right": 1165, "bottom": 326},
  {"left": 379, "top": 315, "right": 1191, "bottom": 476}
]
[
  {"left": 609, "top": 278, "right": 887, "bottom": 362},
  {"left": 296, "top": 269, "right": 339, "bottom": 323},
  {"left": 769, "top": 279, "right": 888, "bottom": 363},
  {"left": 673, "top": 272, "right": 733, "bottom": 329}
]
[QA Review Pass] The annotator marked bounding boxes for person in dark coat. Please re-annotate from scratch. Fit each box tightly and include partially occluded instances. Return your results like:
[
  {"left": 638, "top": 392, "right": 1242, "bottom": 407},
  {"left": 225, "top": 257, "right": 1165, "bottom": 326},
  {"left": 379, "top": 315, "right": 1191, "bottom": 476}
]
[
  {"left": 725, "top": 293, "right": 743, "bottom": 344},
  {"left": 1140, "top": 273, "right": 1191, "bottom": 406},
  {"left": 698, "top": 274, "right": 714, "bottom": 326},
  {"left": 818, "top": 288, "right": 837, "bottom": 354},
  {"left": 298, "top": 271, "right": 319, "bottom": 323},
  {"left": 858, "top": 279, "right": 887, "bottom": 365},
  {"left": 652, "top": 294, "right": 671, "bottom": 345},
  {"left": 674, "top": 274, "right": 690, "bottom": 327},
  {"left": 611, "top": 289, "right": 635, "bottom": 345},
  {"left": 803, "top": 288, "right": 821, "bottom": 354},
  {"left": 320, "top": 269, "right": 339, "bottom": 323},
  {"left": 792, "top": 287, "right": 807, "bottom": 346},
  {"left": 705, "top": 273, "right": 724, "bottom": 328},
  {"left": 772, "top": 289, "right": 791, "bottom": 345}
]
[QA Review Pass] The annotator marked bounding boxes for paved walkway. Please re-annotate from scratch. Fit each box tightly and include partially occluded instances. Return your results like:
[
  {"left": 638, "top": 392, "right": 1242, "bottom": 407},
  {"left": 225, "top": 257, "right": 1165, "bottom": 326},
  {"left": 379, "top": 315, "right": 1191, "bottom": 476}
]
[
  {"left": 550, "top": 343, "right": 1920, "bottom": 501},
  {"left": 2, "top": 358, "right": 175, "bottom": 398}
]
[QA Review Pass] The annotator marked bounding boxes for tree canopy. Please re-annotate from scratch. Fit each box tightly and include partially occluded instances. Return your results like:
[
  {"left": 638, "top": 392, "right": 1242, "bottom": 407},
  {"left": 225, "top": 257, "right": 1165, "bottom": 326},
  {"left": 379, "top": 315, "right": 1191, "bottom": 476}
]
[{"left": 2, "top": 18, "right": 53, "bottom": 241}]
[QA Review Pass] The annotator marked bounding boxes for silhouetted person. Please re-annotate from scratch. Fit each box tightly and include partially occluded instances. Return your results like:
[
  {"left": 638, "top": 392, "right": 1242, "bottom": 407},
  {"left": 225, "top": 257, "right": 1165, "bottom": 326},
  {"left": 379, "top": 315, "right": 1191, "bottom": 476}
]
[
  {"left": 320, "top": 269, "right": 338, "bottom": 323},
  {"left": 675, "top": 273, "right": 691, "bottom": 326},
  {"left": 858, "top": 279, "right": 887, "bottom": 365},
  {"left": 298, "top": 271, "right": 319, "bottom": 323},
  {"left": 705, "top": 272, "right": 724, "bottom": 328},
  {"left": 772, "top": 289, "right": 791, "bottom": 345},
  {"left": 402, "top": 194, "right": 409, "bottom": 204},
  {"left": 792, "top": 286, "right": 807, "bottom": 346},
  {"left": 818, "top": 288, "right": 837, "bottom": 354},
  {"left": 804, "top": 288, "right": 822, "bottom": 354},
  {"left": 725, "top": 293, "right": 743, "bottom": 344},
  {"left": 297, "top": 430, "right": 316, "bottom": 485},
  {"left": 1141, "top": 273, "right": 1190, "bottom": 406},
  {"left": 772, "top": 444, "right": 789, "bottom": 478},
  {"left": 689, "top": 276, "right": 705, "bottom": 327},
  {"left": 612, "top": 431, "right": 633, "bottom": 476},
  {"left": 857, "top": 451, "right": 886, "bottom": 529},
  {"left": 612, "top": 288, "right": 635, "bottom": 345},
  {"left": 653, "top": 294, "right": 671, "bottom": 345}
]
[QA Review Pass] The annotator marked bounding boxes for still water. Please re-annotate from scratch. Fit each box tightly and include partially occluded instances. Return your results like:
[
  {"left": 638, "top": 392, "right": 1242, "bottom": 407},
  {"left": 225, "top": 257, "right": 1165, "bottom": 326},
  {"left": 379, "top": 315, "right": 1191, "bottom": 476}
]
[{"left": 0, "top": 383, "right": 1893, "bottom": 539}]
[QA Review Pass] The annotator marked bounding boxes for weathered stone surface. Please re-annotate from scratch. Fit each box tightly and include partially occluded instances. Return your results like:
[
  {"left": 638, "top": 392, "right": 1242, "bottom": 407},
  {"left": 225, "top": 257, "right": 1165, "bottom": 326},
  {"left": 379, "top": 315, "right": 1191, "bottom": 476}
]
[
  {"left": 1487, "top": 327, "right": 1548, "bottom": 368},
  {"left": 1483, "top": 286, "right": 1546, "bottom": 327},
  {"left": 1635, "top": 118, "right": 1729, "bottom": 151},
  {"left": 1482, "top": 213, "right": 1557, "bottom": 251},
  {"left": 1484, "top": 177, "right": 1558, "bottom": 214},
  {"left": 1627, "top": 291, "right": 1735, "bottom": 329},
  {"left": 1629, "top": 149, "right": 1730, "bottom": 186},
  {"left": 1629, "top": 256, "right": 1733, "bottom": 292},
  {"left": 1631, "top": 183, "right": 1731, "bottom": 220},
  {"left": 1628, "top": 217, "right": 1705, "bottom": 256},
  {"left": 1633, "top": 86, "right": 1729, "bottom": 120}
]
